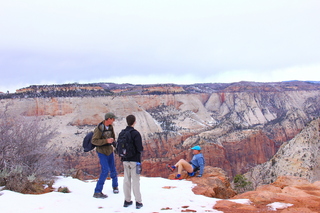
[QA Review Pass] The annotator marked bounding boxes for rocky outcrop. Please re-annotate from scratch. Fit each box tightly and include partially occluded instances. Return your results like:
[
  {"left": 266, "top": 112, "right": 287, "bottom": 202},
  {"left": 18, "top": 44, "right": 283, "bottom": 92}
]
[
  {"left": 215, "top": 176, "right": 320, "bottom": 212},
  {"left": 244, "top": 118, "right": 320, "bottom": 187},
  {"left": 168, "top": 166, "right": 236, "bottom": 199},
  {"left": 1, "top": 81, "right": 320, "bottom": 179},
  {"left": 13, "top": 80, "right": 320, "bottom": 93},
  {"left": 16, "top": 84, "right": 105, "bottom": 93}
]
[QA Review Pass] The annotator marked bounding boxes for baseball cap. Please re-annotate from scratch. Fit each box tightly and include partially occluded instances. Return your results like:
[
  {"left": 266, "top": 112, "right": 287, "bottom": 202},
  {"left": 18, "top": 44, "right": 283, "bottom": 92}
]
[
  {"left": 191, "top": 145, "right": 201, "bottom": 151},
  {"left": 105, "top": 112, "right": 117, "bottom": 120}
]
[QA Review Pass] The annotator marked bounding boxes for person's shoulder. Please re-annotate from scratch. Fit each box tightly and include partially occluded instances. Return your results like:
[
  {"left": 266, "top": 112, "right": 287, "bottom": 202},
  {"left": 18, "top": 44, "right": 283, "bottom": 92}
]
[
  {"left": 97, "top": 121, "right": 105, "bottom": 129},
  {"left": 133, "top": 128, "right": 141, "bottom": 135},
  {"left": 94, "top": 124, "right": 100, "bottom": 132},
  {"left": 196, "top": 153, "right": 204, "bottom": 158},
  {"left": 130, "top": 128, "right": 141, "bottom": 138}
]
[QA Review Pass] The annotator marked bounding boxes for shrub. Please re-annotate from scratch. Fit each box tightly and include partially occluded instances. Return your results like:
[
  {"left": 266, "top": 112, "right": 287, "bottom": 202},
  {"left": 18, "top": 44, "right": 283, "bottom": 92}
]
[
  {"left": 0, "top": 105, "right": 64, "bottom": 193},
  {"left": 58, "top": 186, "right": 70, "bottom": 193},
  {"left": 233, "top": 174, "right": 253, "bottom": 193}
]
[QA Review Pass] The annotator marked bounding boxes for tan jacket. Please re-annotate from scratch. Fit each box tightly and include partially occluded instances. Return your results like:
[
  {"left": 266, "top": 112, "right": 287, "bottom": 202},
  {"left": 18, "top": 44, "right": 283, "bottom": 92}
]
[{"left": 91, "top": 121, "right": 115, "bottom": 156}]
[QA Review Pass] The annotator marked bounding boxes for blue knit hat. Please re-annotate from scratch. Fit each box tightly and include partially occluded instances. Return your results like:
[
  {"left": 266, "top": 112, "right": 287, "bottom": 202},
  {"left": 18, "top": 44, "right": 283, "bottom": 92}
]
[{"left": 191, "top": 145, "right": 201, "bottom": 150}]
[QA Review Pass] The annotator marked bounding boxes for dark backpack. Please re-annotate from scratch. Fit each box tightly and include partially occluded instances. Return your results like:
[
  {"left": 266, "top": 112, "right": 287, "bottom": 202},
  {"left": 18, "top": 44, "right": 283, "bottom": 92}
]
[
  {"left": 83, "top": 131, "right": 95, "bottom": 152},
  {"left": 116, "top": 129, "right": 136, "bottom": 158}
]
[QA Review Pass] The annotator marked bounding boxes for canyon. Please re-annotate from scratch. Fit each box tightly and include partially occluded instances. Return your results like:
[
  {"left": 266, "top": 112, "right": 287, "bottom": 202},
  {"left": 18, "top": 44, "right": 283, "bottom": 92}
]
[
  {"left": 1, "top": 81, "right": 320, "bottom": 182},
  {"left": 244, "top": 117, "right": 320, "bottom": 186}
]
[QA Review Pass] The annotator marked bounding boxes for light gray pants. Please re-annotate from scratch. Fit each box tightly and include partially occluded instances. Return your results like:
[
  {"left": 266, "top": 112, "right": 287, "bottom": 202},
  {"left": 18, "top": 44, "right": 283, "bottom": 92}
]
[{"left": 123, "top": 161, "right": 142, "bottom": 203}]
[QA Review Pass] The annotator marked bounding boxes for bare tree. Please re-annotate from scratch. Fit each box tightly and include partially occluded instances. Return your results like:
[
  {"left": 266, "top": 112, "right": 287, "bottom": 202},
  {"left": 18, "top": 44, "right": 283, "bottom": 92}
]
[{"left": 0, "top": 105, "right": 64, "bottom": 193}]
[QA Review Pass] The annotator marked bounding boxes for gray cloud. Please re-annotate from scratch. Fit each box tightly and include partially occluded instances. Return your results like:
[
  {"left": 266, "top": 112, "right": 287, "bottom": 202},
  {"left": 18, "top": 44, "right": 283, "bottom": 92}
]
[{"left": 1, "top": 0, "right": 320, "bottom": 92}]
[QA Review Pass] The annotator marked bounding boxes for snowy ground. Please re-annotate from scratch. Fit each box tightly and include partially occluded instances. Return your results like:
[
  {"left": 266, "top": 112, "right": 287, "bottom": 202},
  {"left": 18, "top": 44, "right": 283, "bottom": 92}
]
[{"left": 0, "top": 176, "right": 292, "bottom": 213}]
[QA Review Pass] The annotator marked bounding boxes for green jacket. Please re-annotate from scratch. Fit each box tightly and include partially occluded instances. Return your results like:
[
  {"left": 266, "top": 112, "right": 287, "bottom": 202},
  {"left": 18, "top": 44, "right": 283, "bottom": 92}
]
[{"left": 91, "top": 121, "right": 115, "bottom": 156}]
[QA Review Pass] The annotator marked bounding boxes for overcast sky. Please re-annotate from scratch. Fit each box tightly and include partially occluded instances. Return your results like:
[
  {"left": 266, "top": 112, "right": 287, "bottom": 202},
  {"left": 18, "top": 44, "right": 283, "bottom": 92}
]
[{"left": 1, "top": 0, "right": 319, "bottom": 92}]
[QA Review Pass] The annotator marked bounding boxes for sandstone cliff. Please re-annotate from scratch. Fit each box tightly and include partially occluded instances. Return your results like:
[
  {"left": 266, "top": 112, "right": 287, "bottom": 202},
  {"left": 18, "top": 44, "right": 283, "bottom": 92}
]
[
  {"left": 244, "top": 117, "right": 320, "bottom": 187},
  {"left": 1, "top": 81, "right": 320, "bottom": 179},
  {"left": 168, "top": 166, "right": 237, "bottom": 199},
  {"left": 217, "top": 176, "right": 320, "bottom": 212}
]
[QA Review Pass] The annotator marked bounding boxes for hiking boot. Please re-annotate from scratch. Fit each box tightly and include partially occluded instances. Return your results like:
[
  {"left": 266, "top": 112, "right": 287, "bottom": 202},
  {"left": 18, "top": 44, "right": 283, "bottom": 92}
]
[
  {"left": 166, "top": 164, "right": 176, "bottom": 172},
  {"left": 113, "top": 187, "right": 119, "bottom": 194},
  {"left": 93, "top": 192, "right": 108, "bottom": 199},
  {"left": 136, "top": 202, "right": 143, "bottom": 209},
  {"left": 174, "top": 174, "right": 182, "bottom": 180},
  {"left": 123, "top": 200, "right": 133, "bottom": 207}
]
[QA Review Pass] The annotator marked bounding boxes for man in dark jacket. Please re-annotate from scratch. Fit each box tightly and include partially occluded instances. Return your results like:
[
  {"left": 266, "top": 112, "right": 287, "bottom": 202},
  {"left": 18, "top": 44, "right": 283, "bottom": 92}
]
[
  {"left": 121, "top": 115, "right": 144, "bottom": 209},
  {"left": 91, "top": 112, "right": 119, "bottom": 198}
]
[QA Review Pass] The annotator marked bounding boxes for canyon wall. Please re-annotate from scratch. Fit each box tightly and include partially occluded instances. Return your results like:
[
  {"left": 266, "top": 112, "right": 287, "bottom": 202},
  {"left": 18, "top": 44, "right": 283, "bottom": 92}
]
[
  {"left": 1, "top": 82, "right": 320, "bottom": 179},
  {"left": 244, "top": 117, "right": 320, "bottom": 187}
]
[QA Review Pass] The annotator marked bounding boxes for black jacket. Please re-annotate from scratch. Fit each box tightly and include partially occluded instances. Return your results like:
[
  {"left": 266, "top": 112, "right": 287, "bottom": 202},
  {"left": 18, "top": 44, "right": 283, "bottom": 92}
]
[{"left": 122, "top": 126, "right": 143, "bottom": 162}]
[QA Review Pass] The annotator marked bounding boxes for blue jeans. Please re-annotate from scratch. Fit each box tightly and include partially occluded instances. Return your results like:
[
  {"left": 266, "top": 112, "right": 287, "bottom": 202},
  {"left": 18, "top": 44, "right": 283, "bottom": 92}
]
[{"left": 94, "top": 151, "right": 118, "bottom": 193}]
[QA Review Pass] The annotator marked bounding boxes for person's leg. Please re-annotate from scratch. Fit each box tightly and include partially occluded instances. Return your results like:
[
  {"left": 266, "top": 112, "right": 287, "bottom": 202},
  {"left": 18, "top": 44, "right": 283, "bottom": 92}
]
[
  {"left": 94, "top": 152, "right": 109, "bottom": 193},
  {"left": 175, "top": 159, "right": 193, "bottom": 175},
  {"left": 131, "top": 162, "right": 142, "bottom": 203},
  {"left": 107, "top": 153, "right": 118, "bottom": 188},
  {"left": 123, "top": 161, "right": 132, "bottom": 202}
]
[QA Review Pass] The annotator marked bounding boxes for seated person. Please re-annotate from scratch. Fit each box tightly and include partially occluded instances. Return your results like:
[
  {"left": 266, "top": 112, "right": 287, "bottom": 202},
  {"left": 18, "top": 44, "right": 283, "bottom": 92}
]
[{"left": 167, "top": 145, "right": 205, "bottom": 179}]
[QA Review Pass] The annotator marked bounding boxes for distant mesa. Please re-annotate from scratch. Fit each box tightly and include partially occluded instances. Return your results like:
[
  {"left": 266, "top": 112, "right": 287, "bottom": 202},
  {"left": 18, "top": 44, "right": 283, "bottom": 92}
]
[{"left": 1, "top": 80, "right": 320, "bottom": 99}]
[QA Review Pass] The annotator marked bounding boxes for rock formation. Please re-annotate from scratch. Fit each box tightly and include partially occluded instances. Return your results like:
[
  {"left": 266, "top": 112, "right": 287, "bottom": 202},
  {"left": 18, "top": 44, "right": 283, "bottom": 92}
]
[
  {"left": 244, "top": 117, "right": 320, "bottom": 187},
  {"left": 168, "top": 166, "right": 237, "bottom": 199},
  {"left": 1, "top": 81, "right": 320, "bottom": 180},
  {"left": 215, "top": 176, "right": 320, "bottom": 212}
]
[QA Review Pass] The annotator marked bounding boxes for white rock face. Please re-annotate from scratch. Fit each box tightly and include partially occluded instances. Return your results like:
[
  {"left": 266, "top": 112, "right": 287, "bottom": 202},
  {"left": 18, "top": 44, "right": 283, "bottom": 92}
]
[
  {"left": 1, "top": 90, "right": 320, "bottom": 149},
  {"left": 245, "top": 118, "right": 320, "bottom": 186},
  {"left": 1, "top": 89, "right": 320, "bottom": 177}
]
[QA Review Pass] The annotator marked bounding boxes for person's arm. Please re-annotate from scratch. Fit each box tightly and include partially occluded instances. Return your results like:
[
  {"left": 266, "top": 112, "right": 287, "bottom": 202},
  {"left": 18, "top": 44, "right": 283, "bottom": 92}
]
[
  {"left": 133, "top": 131, "right": 143, "bottom": 153},
  {"left": 197, "top": 156, "right": 205, "bottom": 177}
]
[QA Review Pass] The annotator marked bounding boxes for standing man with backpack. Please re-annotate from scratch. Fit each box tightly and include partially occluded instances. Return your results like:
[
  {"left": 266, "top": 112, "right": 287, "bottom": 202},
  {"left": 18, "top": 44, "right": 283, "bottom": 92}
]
[
  {"left": 91, "top": 112, "right": 119, "bottom": 198},
  {"left": 119, "top": 114, "right": 144, "bottom": 209}
]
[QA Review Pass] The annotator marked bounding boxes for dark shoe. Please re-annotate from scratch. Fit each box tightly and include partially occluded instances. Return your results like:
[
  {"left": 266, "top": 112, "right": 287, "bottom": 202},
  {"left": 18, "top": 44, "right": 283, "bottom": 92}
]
[
  {"left": 113, "top": 187, "right": 119, "bottom": 194},
  {"left": 123, "top": 200, "right": 133, "bottom": 207},
  {"left": 136, "top": 202, "right": 143, "bottom": 209},
  {"left": 93, "top": 192, "right": 108, "bottom": 199},
  {"left": 166, "top": 164, "right": 175, "bottom": 172},
  {"left": 174, "top": 174, "right": 182, "bottom": 180}
]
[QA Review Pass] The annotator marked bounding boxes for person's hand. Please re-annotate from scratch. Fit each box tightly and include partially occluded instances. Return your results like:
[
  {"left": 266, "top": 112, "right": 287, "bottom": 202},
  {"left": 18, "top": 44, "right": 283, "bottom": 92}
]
[
  {"left": 197, "top": 174, "right": 202, "bottom": 177},
  {"left": 107, "top": 138, "right": 114, "bottom": 143}
]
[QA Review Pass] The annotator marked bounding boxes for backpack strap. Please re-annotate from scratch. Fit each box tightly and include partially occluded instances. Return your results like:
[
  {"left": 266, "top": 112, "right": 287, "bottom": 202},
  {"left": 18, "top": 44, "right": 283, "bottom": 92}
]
[{"left": 96, "top": 122, "right": 112, "bottom": 147}]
